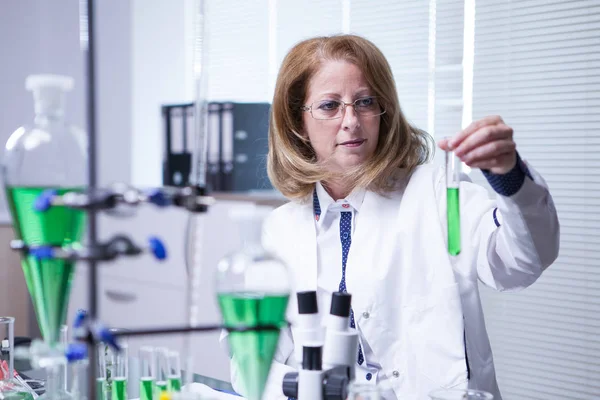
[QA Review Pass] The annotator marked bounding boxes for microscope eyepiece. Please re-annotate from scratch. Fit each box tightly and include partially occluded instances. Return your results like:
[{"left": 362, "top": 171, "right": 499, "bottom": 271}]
[
  {"left": 297, "top": 291, "right": 318, "bottom": 314},
  {"left": 330, "top": 292, "right": 352, "bottom": 317}
]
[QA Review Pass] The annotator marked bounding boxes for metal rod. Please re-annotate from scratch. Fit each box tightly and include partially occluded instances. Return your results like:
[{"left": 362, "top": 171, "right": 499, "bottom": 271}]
[
  {"left": 110, "top": 323, "right": 286, "bottom": 338},
  {"left": 80, "top": 0, "right": 99, "bottom": 398}
]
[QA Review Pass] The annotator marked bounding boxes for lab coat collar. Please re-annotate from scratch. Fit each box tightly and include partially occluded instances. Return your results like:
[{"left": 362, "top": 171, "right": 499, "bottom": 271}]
[{"left": 314, "top": 182, "right": 367, "bottom": 221}]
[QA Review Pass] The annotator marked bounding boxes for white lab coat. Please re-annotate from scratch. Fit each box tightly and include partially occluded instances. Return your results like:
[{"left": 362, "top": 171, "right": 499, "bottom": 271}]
[{"left": 222, "top": 163, "right": 560, "bottom": 400}]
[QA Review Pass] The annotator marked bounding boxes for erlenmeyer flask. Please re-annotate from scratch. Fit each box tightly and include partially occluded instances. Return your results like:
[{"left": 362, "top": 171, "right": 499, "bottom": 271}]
[
  {"left": 2, "top": 74, "right": 87, "bottom": 347},
  {"left": 216, "top": 205, "right": 290, "bottom": 400},
  {"left": 429, "top": 389, "right": 494, "bottom": 400},
  {"left": 0, "top": 316, "right": 36, "bottom": 400}
]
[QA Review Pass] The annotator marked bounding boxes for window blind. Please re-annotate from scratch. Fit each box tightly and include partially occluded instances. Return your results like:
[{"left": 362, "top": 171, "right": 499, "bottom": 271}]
[
  {"left": 471, "top": 1, "right": 600, "bottom": 399},
  {"left": 206, "top": 0, "right": 270, "bottom": 102}
]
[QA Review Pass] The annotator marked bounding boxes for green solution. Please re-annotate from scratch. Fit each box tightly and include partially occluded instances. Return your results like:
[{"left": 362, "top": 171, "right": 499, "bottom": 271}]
[
  {"left": 155, "top": 380, "right": 168, "bottom": 394},
  {"left": 140, "top": 377, "right": 155, "bottom": 400},
  {"left": 5, "top": 186, "right": 86, "bottom": 345},
  {"left": 1, "top": 391, "right": 35, "bottom": 400},
  {"left": 167, "top": 376, "right": 181, "bottom": 392},
  {"left": 96, "top": 377, "right": 107, "bottom": 400},
  {"left": 111, "top": 377, "right": 127, "bottom": 400},
  {"left": 218, "top": 292, "right": 289, "bottom": 400},
  {"left": 447, "top": 187, "right": 461, "bottom": 256}
]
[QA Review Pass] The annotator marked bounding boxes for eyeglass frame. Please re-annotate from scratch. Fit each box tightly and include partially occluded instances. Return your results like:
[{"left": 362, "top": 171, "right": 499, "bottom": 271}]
[{"left": 300, "top": 96, "right": 386, "bottom": 120}]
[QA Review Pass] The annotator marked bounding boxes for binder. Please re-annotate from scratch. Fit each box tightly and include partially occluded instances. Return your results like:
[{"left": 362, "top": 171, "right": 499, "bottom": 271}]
[
  {"left": 162, "top": 103, "right": 194, "bottom": 187},
  {"left": 162, "top": 101, "right": 272, "bottom": 192},
  {"left": 207, "top": 102, "right": 222, "bottom": 191},
  {"left": 219, "top": 102, "right": 272, "bottom": 192}
]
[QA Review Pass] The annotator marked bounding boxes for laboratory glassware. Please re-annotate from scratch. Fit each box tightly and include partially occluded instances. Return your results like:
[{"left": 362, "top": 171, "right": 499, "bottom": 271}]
[
  {"left": 429, "top": 388, "right": 493, "bottom": 400},
  {"left": 216, "top": 205, "right": 291, "bottom": 400},
  {"left": 110, "top": 345, "right": 128, "bottom": 400},
  {"left": 139, "top": 347, "right": 156, "bottom": 400},
  {"left": 167, "top": 351, "right": 181, "bottom": 392},
  {"left": 2, "top": 75, "right": 87, "bottom": 349},
  {"left": 446, "top": 150, "right": 461, "bottom": 255},
  {"left": 96, "top": 345, "right": 108, "bottom": 400},
  {"left": 0, "top": 316, "right": 36, "bottom": 400},
  {"left": 155, "top": 348, "right": 169, "bottom": 394},
  {"left": 347, "top": 382, "right": 381, "bottom": 400}
]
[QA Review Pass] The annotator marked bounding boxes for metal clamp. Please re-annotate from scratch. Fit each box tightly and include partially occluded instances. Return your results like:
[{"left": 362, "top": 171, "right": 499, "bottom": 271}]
[{"left": 10, "top": 234, "right": 167, "bottom": 262}]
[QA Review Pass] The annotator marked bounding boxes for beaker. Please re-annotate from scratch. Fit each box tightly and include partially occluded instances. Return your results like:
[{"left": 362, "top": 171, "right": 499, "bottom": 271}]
[
  {"left": 0, "top": 316, "right": 36, "bottom": 400},
  {"left": 347, "top": 382, "right": 380, "bottom": 400},
  {"left": 429, "top": 388, "right": 494, "bottom": 400}
]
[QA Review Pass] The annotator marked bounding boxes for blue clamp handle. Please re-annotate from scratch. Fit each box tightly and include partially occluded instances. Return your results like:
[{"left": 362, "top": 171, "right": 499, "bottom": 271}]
[
  {"left": 73, "top": 309, "right": 88, "bottom": 329},
  {"left": 30, "top": 246, "right": 55, "bottom": 260},
  {"left": 96, "top": 325, "right": 121, "bottom": 352},
  {"left": 148, "top": 236, "right": 167, "bottom": 260},
  {"left": 146, "top": 189, "right": 171, "bottom": 207},
  {"left": 65, "top": 343, "right": 88, "bottom": 362},
  {"left": 34, "top": 189, "right": 58, "bottom": 212}
]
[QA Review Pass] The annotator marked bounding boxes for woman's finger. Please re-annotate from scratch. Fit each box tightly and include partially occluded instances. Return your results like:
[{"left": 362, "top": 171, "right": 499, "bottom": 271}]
[
  {"left": 462, "top": 140, "right": 516, "bottom": 165},
  {"left": 454, "top": 124, "right": 513, "bottom": 158},
  {"left": 448, "top": 115, "right": 505, "bottom": 149}
]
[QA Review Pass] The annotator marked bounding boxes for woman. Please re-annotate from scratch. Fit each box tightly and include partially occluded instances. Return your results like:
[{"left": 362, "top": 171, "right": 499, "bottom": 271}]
[{"left": 226, "top": 35, "right": 559, "bottom": 400}]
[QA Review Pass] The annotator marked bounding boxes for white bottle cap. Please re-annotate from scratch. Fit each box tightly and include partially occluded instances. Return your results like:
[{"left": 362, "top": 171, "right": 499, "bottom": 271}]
[
  {"left": 25, "top": 74, "right": 74, "bottom": 117},
  {"left": 1, "top": 339, "right": 9, "bottom": 349}
]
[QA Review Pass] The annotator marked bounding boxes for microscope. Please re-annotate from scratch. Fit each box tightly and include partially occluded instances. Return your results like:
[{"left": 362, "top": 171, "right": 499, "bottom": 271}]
[{"left": 282, "top": 291, "right": 360, "bottom": 400}]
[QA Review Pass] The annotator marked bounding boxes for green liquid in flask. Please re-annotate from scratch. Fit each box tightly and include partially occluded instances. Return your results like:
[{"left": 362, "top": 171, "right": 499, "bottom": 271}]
[
  {"left": 218, "top": 292, "right": 289, "bottom": 400},
  {"left": 111, "top": 377, "right": 127, "bottom": 400},
  {"left": 140, "top": 377, "right": 154, "bottom": 400},
  {"left": 6, "top": 186, "right": 86, "bottom": 345},
  {"left": 447, "top": 187, "right": 461, "bottom": 256},
  {"left": 96, "top": 378, "right": 107, "bottom": 400},
  {"left": 167, "top": 376, "right": 181, "bottom": 392}
]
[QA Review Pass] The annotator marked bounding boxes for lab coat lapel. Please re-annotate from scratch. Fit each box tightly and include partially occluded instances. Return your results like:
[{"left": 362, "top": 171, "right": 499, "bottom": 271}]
[
  {"left": 291, "top": 203, "right": 318, "bottom": 292},
  {"left": 345, "top": 190, "right": 391, "bottom": 314}
]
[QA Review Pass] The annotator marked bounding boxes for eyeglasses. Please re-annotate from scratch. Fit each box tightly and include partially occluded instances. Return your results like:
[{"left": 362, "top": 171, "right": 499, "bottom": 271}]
[{"left": 301, "top": 96, "right": 386, "bottom": 120}]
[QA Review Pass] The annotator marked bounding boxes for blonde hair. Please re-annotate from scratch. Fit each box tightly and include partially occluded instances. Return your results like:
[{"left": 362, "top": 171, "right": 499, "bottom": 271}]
[{"left": 267, "top": 34, "right": 433, "bottom": 200}]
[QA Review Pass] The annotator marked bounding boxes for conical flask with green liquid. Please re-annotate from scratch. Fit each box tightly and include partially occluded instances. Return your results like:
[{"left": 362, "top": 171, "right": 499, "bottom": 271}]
[
  {"left": 216, "top": 205, "right": 290, "bottom": 400},
  {"left": 2, "top": 74, "right": 87, "bottom": 348}
]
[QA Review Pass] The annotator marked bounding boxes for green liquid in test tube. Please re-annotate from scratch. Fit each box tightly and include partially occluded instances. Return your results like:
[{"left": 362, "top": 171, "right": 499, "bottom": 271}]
[
  {"left": 139, "top": 347, "right": 156, "bottom": 400},
  {"left": 167, "top": 351, "right": 182, "bottom": 392},
  {"left": 155, "top": 348, "right": 169, "bottom": 394},
  {"left": 111, "top": 378, "right": 127, "bottom": 400},
  {"left": 111, "top": 345, "right": 128, "bottom": 400},
  {"left": 96, "top": 378, "right": 107, "bottom": 400},
  {"left": 446, "top": 150, "right": 461, "bottom": 256},
  {"left": 96, "top": 344, "right": 108, "bottom": 400}
]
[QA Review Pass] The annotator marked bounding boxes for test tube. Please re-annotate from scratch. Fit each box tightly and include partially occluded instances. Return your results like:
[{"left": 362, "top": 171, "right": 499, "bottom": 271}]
[
  {"left": 97, "top": 344, "right": 108, "bottom": 400},
  {"left": 167, "top": 351, "right": 182, "bottom": 392},
  {"left": 139, "top": 347, "right": 156, "bottom": 400},
  {"left": 446, "top": 150, "right": 461, "bottom": 256},
  {"left": 60, "top": 325, "right": 68, "bottom": 392},
  {"left": 155, "top": 347, "right": 169, "bottom": 393},
  {"left": 111, "top": 344, "right": 128, "bottom": 400}
]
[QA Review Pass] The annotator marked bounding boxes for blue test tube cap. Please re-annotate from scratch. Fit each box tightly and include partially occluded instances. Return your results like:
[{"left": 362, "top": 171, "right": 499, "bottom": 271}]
[
  {"left": 30, "top": 246, "right": 54, "bottom": 260},
  {"left": 33, "top": 189, "right": 58, "bottom": 212},
  {"left": 148, "top": 236, "right": 167, "bottom": 260},
  {"left": 146, "top": 188, "right": 171, "bottom": 207}
]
